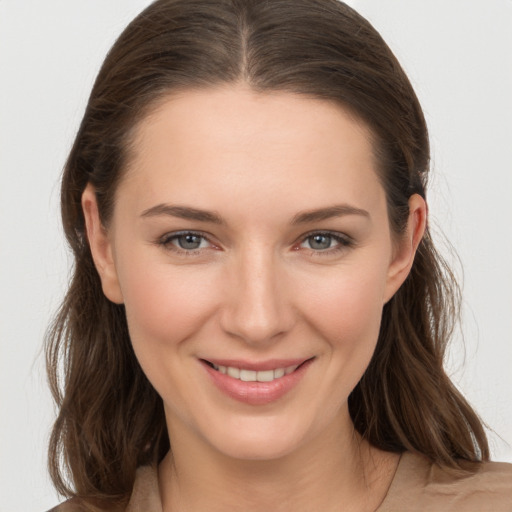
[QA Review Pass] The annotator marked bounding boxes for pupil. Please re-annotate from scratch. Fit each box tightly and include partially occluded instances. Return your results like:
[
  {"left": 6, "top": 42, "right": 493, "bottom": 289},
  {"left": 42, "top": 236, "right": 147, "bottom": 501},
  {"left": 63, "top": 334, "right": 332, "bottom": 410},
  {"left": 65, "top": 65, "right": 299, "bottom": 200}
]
[
  {"left": 179, "top": 234, "right": 201, "bottom": 249},
  {"left": 310, "top": 234, "right": 331, "bottom": 250}
]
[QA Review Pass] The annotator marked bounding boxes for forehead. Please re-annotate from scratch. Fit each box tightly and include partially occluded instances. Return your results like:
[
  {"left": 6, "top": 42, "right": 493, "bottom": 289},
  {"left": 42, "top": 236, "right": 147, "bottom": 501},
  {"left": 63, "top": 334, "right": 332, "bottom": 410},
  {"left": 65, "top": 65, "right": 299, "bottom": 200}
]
[{"left": 120, "top": 85, "right": 385, "bottom": 218}]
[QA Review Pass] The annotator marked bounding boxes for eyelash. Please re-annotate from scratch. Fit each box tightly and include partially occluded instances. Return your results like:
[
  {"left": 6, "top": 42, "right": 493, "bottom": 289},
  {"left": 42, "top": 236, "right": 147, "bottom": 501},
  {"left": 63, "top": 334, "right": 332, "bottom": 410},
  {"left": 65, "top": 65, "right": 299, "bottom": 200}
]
[
  {"left": 157, "top": 230, "right": 215, "bottom": 256},
  {"left": 297, "top": 231, "right": 354, "bottom": 256},
  {"left": 156, "top": 230, "right": 354, "bottom": 257}
]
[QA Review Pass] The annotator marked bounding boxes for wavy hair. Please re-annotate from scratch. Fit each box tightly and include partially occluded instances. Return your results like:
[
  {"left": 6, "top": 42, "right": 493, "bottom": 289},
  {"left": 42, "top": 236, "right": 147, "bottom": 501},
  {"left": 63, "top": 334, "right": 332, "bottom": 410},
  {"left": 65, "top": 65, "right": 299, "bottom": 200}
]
[{"left": 46, "top": 0, "right": 489, "bottom": 506}]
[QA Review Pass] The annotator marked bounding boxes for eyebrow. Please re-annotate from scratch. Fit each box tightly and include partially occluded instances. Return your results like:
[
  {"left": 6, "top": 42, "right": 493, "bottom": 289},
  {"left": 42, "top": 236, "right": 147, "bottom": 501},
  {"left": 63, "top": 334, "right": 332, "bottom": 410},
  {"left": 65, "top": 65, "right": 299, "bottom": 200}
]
[
  {"left": 140, "top": 203, "right": 369, "bottom": 225},
  {"left": 291, "top": 204, "right": 370, "bottom": 224},
  {"left": 140, "top": 204, "right": 225, "bottom": 224}
]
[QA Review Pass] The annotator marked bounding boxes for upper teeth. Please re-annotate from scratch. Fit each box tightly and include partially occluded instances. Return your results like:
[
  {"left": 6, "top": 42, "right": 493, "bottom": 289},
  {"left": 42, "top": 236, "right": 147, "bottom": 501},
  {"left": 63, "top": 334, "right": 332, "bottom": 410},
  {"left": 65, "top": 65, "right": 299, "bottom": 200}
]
[{"left": 211, "top": 364, "right": 299, "bottom": 382}]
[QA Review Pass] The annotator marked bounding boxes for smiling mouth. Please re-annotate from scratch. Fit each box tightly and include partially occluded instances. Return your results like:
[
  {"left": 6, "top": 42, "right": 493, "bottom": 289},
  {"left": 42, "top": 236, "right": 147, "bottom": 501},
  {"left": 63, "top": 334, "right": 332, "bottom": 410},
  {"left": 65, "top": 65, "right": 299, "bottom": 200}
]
[{"left": 202, "top": 359, "right": 311, "bottom": 383}]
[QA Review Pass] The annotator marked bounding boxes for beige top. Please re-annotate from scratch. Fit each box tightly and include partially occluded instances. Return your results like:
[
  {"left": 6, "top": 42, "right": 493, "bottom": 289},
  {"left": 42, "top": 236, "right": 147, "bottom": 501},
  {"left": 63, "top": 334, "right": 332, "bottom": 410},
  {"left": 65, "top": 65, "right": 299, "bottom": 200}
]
[{"left": 48, "top": 452, "right": 512, "bottom": 511}]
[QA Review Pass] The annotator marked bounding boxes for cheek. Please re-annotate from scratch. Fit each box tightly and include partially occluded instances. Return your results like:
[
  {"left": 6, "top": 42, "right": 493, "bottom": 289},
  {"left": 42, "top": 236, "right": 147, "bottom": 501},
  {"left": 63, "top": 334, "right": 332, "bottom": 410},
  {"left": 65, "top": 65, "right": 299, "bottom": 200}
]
[
  {"left": 115, "top": 256, "right": 217, "bottom": 361},
  {"left": 295, "top": 261, "right": 388, "bottom": 388},
  {"left": 300, "top": 264, "right": 387, "bottom": 342}
]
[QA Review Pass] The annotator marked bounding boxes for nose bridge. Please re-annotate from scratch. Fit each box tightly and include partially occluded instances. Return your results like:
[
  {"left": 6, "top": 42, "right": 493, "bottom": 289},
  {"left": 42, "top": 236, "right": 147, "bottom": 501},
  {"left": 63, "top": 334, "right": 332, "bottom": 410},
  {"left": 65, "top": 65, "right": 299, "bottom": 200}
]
[{"left": 221, "top": 243, "right": 293, "bottom": 344}]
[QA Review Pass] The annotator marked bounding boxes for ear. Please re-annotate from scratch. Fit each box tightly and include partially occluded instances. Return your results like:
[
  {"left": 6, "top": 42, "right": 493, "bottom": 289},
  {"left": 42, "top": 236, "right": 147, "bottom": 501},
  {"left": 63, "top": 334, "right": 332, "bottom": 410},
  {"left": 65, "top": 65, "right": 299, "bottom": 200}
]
[
  {"left": 81, "top": 184, "right": 124, "bottom": 304},
  {"left": 383, "top": 194, "right": 427, "bottom": 303}
]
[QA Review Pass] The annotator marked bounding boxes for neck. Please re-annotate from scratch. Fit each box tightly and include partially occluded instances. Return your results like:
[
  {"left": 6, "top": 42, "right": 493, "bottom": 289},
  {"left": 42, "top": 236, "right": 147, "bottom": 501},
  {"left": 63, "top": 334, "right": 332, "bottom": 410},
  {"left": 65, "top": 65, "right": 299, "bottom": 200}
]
[{"left": 158, "top": 409, "right": 399, "bottom": 512}]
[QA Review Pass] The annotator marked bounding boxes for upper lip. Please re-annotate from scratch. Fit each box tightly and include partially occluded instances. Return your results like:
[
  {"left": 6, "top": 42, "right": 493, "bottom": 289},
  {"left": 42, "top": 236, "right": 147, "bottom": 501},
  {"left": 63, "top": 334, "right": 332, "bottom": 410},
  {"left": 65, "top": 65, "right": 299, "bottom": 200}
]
[{"left": 201, "top": 357, "right": 313, "bottom": 371}]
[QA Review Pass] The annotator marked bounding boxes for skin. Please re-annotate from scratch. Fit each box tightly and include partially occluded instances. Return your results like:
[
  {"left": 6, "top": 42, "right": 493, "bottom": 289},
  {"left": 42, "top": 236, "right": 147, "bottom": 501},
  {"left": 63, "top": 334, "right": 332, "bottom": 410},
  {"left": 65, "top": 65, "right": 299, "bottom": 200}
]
[{"left": 83, "top": 84, "right": 426, "bottom": 511}]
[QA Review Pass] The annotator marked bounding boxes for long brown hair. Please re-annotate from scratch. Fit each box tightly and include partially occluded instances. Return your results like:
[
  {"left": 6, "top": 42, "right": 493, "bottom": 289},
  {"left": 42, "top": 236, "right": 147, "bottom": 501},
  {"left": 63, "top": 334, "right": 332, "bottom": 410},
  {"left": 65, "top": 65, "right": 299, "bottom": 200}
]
[{"left": 46, "top": 0, "right": 489, "bottom": 506}]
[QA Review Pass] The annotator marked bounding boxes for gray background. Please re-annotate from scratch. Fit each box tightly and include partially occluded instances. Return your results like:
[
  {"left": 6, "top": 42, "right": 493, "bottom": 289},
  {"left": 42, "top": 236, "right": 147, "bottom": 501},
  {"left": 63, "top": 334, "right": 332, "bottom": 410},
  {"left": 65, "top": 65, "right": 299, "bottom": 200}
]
[{"left": 1, "top": 1, "right": 511, "bottom": 510}]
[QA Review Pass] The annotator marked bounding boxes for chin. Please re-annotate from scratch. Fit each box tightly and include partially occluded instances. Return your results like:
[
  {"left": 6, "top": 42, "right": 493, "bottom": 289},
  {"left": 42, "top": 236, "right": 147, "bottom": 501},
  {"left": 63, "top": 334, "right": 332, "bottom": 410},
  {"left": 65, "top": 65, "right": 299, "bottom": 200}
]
[
  {"left": 199, "top": 412, "right": 319, "bottom": 462},
  {"left": 212, "top": 433, "right": 303, "bottom": 462}
]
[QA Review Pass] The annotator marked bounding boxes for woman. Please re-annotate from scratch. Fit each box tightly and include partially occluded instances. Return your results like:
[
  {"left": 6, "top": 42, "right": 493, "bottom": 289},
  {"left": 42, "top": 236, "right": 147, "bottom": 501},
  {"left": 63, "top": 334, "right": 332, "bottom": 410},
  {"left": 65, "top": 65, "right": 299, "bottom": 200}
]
[{"left": 46, "top": 0, "right": 512, "bottom": 510}]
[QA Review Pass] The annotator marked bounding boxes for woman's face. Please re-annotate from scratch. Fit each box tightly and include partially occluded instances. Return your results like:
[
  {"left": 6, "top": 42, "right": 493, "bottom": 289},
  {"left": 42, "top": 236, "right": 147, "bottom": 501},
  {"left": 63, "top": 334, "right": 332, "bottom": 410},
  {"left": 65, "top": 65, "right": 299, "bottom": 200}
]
[{"left": 84, "top": 85, "right": 422, "bottom": 461}]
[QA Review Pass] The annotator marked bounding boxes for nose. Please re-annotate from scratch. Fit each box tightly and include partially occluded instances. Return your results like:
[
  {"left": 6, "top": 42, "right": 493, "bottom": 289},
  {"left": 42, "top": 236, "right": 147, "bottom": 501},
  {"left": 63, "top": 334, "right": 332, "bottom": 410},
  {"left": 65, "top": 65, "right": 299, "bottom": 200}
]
[{"left": 219, "top": 248, "right": 295, "bottom": 345}]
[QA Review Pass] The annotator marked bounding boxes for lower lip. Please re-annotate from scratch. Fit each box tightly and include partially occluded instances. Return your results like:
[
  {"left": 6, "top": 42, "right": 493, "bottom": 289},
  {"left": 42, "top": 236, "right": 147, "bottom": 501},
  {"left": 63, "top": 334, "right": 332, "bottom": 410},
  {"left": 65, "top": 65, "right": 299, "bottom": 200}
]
[{"left": 201, "top": 359, "right": 314, "bottom": 406}]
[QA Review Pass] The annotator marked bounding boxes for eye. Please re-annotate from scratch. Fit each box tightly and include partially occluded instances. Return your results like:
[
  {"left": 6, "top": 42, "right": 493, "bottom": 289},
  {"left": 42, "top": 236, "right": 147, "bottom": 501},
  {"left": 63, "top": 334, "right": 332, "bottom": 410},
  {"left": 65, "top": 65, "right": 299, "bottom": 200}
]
[
  {"left": 297, "top": 231, "right": 353, "bottom": 254},
  {"left": 302, "top": 233, "right": 336, "bottom": 250},
  {"left": 158, "top": 231, "right": 212, "bottom": 252}
]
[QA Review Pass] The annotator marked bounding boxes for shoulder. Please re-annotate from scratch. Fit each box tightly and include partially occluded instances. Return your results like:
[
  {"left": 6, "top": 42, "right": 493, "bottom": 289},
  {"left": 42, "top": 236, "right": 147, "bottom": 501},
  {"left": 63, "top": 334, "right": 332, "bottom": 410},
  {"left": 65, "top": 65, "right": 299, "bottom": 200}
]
[
  {"left": 46, "top": 498, "right": 95, "bottom": 512},
  {"left": 438, "top": 459, "right": 512, "bottom": 510},
  {"left": 46, "top": 465, "right": 160, "bottom": 512},
  {"left": 380, "top": 452, "right": 512, "bottom": 511},
  {"left": 46, "top": 497, "right": 125, "bottom": 512}
]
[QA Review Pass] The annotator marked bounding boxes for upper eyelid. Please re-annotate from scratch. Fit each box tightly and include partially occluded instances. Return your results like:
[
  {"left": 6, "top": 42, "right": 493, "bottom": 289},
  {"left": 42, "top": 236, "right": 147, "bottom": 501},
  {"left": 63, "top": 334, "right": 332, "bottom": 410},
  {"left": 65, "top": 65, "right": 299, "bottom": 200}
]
[
  {"left": 296, "top": 229, "right": 353, "bottom": 243},
  {"left": 301, "top": 229, "right": 349, "bottom": 237},
  {"left": 159, "top": 228, "right": 350, "bottom": 239},
  {"left": 160, "top": 229, "right": 211, "bottom": 241},
  {"left": 159, "top": 230, "right": 215, "bottom": 248}
]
